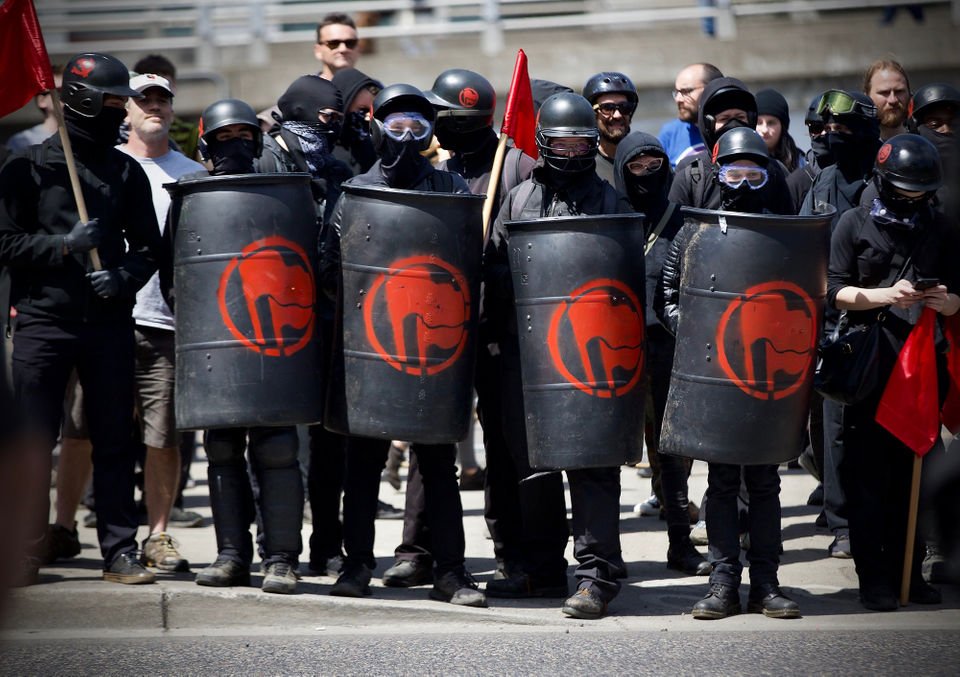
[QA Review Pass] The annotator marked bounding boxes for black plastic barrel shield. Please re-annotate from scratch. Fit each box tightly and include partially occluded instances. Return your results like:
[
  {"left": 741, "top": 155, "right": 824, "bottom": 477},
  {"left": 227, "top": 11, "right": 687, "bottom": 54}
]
[
  {"left": 169, "top": 173, "right": 323, "bottom": 430},
  {"left": 506, "top": 214, "right": 647, "bottom": 470},
  {"left": 659, "top": 206, "right": 833, "bottom": 465},
  {"left": 324, "top": 184, "right": 484, "bottom": 443}
]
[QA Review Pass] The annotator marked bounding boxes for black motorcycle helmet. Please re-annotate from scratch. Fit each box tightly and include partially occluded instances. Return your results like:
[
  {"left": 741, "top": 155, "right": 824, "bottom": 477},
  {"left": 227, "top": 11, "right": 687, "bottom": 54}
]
[
  {"left": 535, "top": 92, "right": 599, "bottom": 173},
  {"left": 874, "top": 133, "right": 942, "bottom": 193},
  {"left": 908, "top": 83, "right": 960, "bottom": 130},
  {"left": 424, "top": 69, "right": 495, "bottom": 133},
  {"left": 61, "top": 53, "right": 141, "bottom": 117},
  {"left": 370, "top": 83, "right": 435, "bottom": 152},
  {"left": 581, "top": 72, "right": 638, "bottom": 107},
  {"left": 712, "top": 127, "right": 769, "bottom": 167},
  {"left": 198, "top": 99, "right": 263, "bottom": 159}
]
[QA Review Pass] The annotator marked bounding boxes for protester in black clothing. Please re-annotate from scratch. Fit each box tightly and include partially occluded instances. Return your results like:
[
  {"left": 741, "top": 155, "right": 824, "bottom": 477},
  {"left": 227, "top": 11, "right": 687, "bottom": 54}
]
[
  {"left": 613, "top": 131, "right": 710, "bottom": 577},
  {"left": 800, "top": 90, "right": 881, "bottom": 223},
  {"left": 330, "top": 67, "right": 382, "bottom": 175},
  {"left": 187, "top": 99, "right": 304, "bottom": 595},
  {"left": 908, "top": 83, "right": 960, "bottom": 222},
  {"left": 827, "top": 133, "right": 958, "bottom": 611},
  {"left": 380, "top": 69, "right": 536, "bottom": 589},
  {"left": 756, "top": 88, "right": 803, "bottom": 172},
  {"left": 320, "top": 84, "right": 487, "bottom": 608},
  {"left": 800, "top": 89, "right": 882, "bottom": 560},
  {"left": 483, "top": 92, "right": 633, "bottom": 620},
  {"left": 787, "top": 94, "right": 828, "bottom": 219},
  {"left": 582, "top": 72, "right": 638, "bottom": 186},
  {"left": 657, "top": 128, "right": 800, "bottom": 620},
  {"left": 0, "top": 53, "right": 161, "bottom": 586},
  {"left": 669, "top": 77, "right": 794, "bottom": 215}
]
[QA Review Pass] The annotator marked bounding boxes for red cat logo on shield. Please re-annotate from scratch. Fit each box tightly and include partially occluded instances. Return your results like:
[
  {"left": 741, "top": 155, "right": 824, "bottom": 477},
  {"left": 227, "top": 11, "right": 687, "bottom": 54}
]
[
  {"left": 715, "top": 281, "right": 818, "bottom": 401},
  {"left": 217, "top": 236, "right": 316, "bottom": 357},
  {"left": 364, "top": 255, "right": 471, "bottom": 376},
  {"left": 546, "top": 278, "right": 645, "bottom": 398}
]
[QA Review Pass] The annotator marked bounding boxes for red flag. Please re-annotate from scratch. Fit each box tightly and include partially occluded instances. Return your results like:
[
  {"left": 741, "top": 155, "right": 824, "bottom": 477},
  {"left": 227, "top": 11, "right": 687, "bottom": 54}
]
[
  {"left": 941, "top": 313, "right": 960, "bottom": 434},
  {"left": 0, "top": 0, "right": 55, "bottom": 119},
  {"left": 875, "top": 307, "right": 940, "bottom": 456},
  {"left": 500, "top": 49, "right": 538, "bottom": 160}
]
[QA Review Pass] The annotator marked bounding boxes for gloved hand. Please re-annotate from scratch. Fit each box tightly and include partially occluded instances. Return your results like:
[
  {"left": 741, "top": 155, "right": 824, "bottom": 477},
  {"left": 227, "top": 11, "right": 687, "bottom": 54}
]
[
  {"left": 87, "top": 270, "right": 122, "bottom": 299},
  {"left": 64, "top": 218, "right": 102, "bottom": 253}
]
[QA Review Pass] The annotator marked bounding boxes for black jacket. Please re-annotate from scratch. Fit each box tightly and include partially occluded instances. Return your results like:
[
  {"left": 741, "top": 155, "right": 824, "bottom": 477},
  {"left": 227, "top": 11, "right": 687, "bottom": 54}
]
[
  {"left": 786, "top": 150, "right": 819, "bottom": 209},
  {"left": 484, "top": 162, "right": 633, "bottom": 345},
  {"left": 0, "top": 135, "right": 161, "bottom": 324},
  {"left": 799, "top": 163, "right": 870, "bottom": 226}
]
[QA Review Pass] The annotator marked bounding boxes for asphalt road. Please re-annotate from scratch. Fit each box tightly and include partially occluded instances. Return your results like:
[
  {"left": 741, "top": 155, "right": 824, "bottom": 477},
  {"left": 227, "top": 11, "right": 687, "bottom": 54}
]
[{"left": 3, "top": 628, "right": 959, "bottom": 676}]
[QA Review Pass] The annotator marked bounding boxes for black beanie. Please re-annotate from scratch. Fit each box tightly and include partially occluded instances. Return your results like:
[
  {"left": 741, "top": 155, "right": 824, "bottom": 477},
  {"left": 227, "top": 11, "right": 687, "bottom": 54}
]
[
  {"left": 756, "top": 88, "right": 790, "bottom": 131},
  {"left": 331, "top": 68, "right": 383, "bottom": 110},
  {"left": 278, "top": 75, "right": 343, "bottom": 122}
]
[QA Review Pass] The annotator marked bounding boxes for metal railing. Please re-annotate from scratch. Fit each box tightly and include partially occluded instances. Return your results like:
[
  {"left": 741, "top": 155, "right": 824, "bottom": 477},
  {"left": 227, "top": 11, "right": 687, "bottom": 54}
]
[{"left": 36, "top": 0, "right": 959, "bottom": 65}]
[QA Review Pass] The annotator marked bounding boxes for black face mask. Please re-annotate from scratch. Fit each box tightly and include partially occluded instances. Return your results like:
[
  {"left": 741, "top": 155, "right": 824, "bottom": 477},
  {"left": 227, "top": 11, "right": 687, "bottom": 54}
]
[
  {"left": 208, "top": 137, "right": 258, "bottom": 175},
  {"left": 918, "top": 125, "right": 958, "bottom": 172},
  {"left": 435, "top": 124, "right": 491, "bottom": 154},
  {"left": 340, "top": 110, "right": 370, "bottom": 147},
  {"left": 720, "top": 183, "right": 766, "bottom": 213},
  {"left": 625, "top": 166, "right": 669, "bottom": 210},
  {"left": 380, "top": 137, "right": 426, "bottom": 188},
  {"left": 876, "top": 177, "right": 932, "bottom": 219},
  {"left": 65, "top": 106, "right": 126, "bottom": 149},
  {"left": 279, "top": 121, "right": 338, "bottom": 178},
  {"left": 811, "top": 135, "right": 835, "bottom": 167},
  {"left": 708, "top": 118, "right": 752, "bottom": 150}
]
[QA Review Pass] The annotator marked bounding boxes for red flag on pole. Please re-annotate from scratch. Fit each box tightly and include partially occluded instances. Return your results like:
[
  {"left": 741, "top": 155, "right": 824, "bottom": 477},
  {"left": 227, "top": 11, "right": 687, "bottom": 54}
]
[
  {"left": 875, "top": 307, "right": 940, "bottom": 456},
  {"left": 500, "top": 49, "right": 538, "bottom": 160},
  {"left": 940, "top": 313, "right": 960, "bottom": 434},
  {"left": 0, "top": 0, "right": 55, "bottom": 119}
]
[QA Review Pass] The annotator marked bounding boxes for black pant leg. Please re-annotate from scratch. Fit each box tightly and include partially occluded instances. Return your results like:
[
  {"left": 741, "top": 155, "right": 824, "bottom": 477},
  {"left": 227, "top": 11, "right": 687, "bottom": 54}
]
[
  {"left": 205, "top": 428, "right": 256, "bottom": 565},
  {"left": 78, "top": 321, "right": 140, "bottom": 567},
  {"left": 568, "top": 467, "right": 622, "bottom": 601},
  {"left": 341, "top": 436, "right": 389, "bottom": 570},
  {"left": 307, "top": 423, "right": 346, "bottom": 563},
  {"left": 394, "top": 448, "right": 433, "bottom": 565},
  {"left": 249, "top": 426, "right": 303, "bottom": 566},
  {"left": 706, "top": 462, "right": 744, "bottom": 587},
  {"left": 415, "top": 443, "right": 465, "bottom": 575},
  {"left": 743, "top": 464, "right": 782, "bottom": 586},
  {"left": 823, "top": 398, "right": 850, "bottom": 534}
]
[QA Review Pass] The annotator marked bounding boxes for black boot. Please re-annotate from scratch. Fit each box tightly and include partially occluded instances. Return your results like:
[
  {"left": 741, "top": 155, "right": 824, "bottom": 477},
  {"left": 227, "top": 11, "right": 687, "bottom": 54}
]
[
  {"left": 692, "top": 582, "right": 741, "bottom": 619},
  {"left": 666, "top": 538, "right": 712, "bottom": 576},
  {"left": 747, "top": 583, "right": 801, "bottom": 618}
]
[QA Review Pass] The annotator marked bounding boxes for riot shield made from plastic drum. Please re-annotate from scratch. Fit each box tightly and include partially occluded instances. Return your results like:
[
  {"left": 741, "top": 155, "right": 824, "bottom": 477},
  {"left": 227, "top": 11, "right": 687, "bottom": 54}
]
[
  {"left": 324, "top": 184, "right": 484, "bottom": 443},
  {"left": 169, "top": 173, "right": 323, "bottom": 430},
  {"left": 660, "top": 206, "right": 835, "bottom": 465},
  {"left": 506, "top": 213, "right": 647, "bottom": 470}
]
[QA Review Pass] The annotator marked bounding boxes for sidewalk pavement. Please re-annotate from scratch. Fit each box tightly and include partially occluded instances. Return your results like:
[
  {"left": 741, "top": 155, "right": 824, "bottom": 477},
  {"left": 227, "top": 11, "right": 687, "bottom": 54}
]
[{"left": 3, "top": 454, "right": 959, "bottom": 636}]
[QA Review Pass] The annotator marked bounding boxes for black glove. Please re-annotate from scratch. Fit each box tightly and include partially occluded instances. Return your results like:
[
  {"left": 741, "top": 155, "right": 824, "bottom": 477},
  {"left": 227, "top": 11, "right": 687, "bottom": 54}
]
[
  {"left": 64, "top": 218, "right": 102, "bottom": 253},
  {"left": 87, "top": 270, "right": 122, "bottom": 299}
]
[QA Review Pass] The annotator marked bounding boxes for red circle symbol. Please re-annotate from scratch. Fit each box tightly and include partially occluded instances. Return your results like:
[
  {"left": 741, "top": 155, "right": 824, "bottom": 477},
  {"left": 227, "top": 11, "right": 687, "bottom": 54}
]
[
  {"left": 459, "top": 87, "right": 479, "bottom": 108},
  {"left": 363, "top": 256, "right": 471, "bottom": 376},
  {"left": 546, "top": 278, "right": 645, "bottom": 398},
  {"left": 217, "top": 236, "right": 316, "bottom": 357},
  {"left": 715, "top": 281, "right": 818, "bottom": 401},
  {"left": 877, "top": 143, "right": 892, "bottom": 164}
]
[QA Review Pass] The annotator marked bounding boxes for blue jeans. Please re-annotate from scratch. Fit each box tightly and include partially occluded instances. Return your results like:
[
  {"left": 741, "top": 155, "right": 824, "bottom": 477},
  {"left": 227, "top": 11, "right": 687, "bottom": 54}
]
[{"left": 706, "top": 463, "right": 781, "bottom": 587}]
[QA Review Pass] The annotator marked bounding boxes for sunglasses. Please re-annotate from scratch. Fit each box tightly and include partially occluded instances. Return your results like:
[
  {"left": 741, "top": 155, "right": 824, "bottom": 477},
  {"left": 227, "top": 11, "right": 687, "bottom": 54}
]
[
  {"left": 593, "top": 101, "right": 637, "bottom": 118},
  {"left": 382, "top": 112, "right": 433, "bottom": 141},
  {"left": 626, "top": 156, "right": 664, "bottom": 176},
  {"left": 320, "top": 38, "right": 358, "bottom": 50},
  {"left": 816, "top": 90, "right": 877, "bottom": 118},
  {"left": 718, "top": 165, "right": 768, "bottom": 190},
  {"left": 806, "top": 121, "right": 825, "bottom": 136}
]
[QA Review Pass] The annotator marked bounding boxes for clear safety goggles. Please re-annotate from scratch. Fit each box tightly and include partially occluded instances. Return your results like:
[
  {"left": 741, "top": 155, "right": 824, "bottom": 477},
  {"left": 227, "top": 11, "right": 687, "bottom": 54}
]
[
  {"left": 626, "top": 156, "right": 664, "bottom": 176},
  {"left": 816, "top": 90, "right": 877, "bottom": 118},
  {"left": 718, "top": 165, "right": 769, "bottom": 190},
  {"left": 382, "top": 112, "right": 433, "bottom": 141}
]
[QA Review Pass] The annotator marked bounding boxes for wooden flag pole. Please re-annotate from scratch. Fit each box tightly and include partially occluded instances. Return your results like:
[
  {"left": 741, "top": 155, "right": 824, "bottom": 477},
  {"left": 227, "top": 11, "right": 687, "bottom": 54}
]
[
  {"left": 50, "top": 88, "right": 102, "bottom": 271},
  {"left": 899, "top": 453, "right": 923, "bottom": 605},
  {"left": 481, "top": 134, "right": 510, "bottom": 241}
]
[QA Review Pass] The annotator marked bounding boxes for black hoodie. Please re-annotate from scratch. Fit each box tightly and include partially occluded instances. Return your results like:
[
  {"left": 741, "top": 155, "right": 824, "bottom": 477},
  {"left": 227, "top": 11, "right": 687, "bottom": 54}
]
[{"left": 614, "top": 132, "right": 683, "bottom": 330}]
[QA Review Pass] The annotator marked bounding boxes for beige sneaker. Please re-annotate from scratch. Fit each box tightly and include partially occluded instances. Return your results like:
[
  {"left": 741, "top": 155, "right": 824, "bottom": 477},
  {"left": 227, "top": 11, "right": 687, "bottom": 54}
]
[{"left": 141, "top": 532, "right": 190, "bottom": 572}]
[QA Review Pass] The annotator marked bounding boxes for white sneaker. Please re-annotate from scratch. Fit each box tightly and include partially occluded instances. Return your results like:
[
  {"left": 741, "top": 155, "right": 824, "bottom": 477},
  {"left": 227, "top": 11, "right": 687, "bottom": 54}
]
[
  {"left": 634, "top": 494, "right": 661, "bottom": 517},
  {"left": 690, "top": 519, "right": 708, "bottom": 546}
]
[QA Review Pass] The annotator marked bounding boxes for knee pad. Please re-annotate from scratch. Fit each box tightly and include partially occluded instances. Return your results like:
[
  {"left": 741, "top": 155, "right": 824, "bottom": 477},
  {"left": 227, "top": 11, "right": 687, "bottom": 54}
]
[
  {"left": 249, "top": 427, "right": 299, "bottom": 469},
  {"left": 204, "top": 428, "right": 246, "bottom": 464}
]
